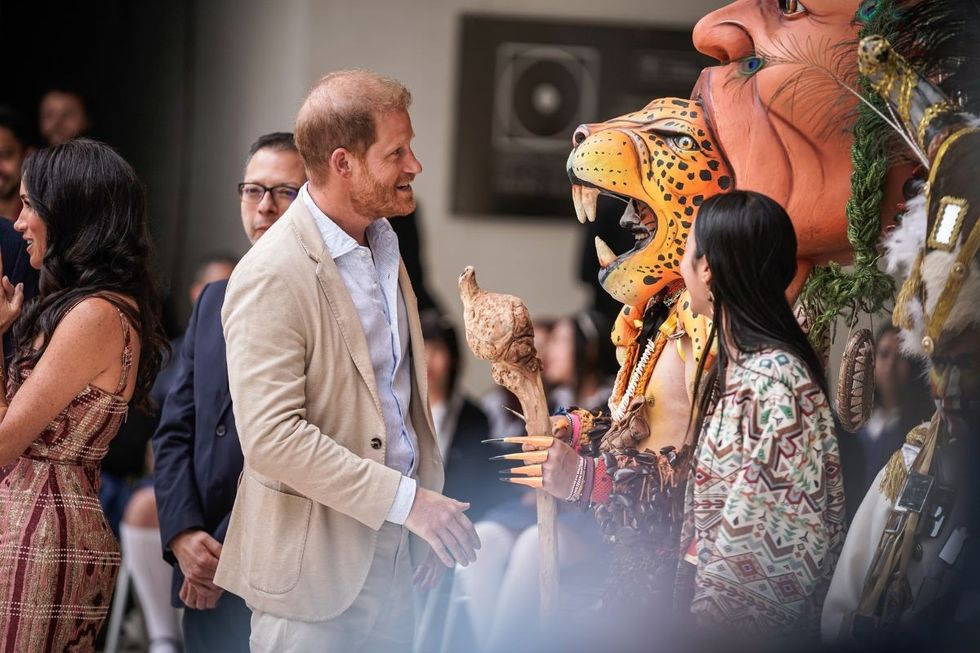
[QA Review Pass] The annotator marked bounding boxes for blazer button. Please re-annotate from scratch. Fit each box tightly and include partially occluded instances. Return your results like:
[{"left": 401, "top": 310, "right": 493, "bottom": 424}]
[
  {"left": 216, "top": 424, "right": 227, "bottom": 437},
  {"left": 370, "top": 437, "right": 382, "bottom": 450}
]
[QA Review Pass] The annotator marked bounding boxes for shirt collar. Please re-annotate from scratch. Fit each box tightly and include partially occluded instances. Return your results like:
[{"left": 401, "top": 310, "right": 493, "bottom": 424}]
[
  {"left": 300, "top": 183, "right": 399, "bottom": 262},
  {"left": 302, "top": 184, "right": 359, "bottom": 260}
]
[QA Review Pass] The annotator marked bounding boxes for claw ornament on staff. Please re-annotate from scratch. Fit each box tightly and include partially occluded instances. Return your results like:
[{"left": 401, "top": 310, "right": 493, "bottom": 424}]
[{"left": 458, "top": 266, "right": 559, "bottom": 622}]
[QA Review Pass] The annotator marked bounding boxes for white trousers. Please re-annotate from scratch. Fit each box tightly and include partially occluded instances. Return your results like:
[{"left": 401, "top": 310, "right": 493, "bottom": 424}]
[{"left": 249, "top": 523, "right": 414, "bottom": 653}]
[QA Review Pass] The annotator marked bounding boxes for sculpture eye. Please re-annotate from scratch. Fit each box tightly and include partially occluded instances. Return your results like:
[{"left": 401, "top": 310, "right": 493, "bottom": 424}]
[
  {"left": 778, "top": 0, "right": 807, "bottom": 16},
  {"left": 738, "top": 55, "right": 765, "bottom": 77},
  {"left": 666, "top": 134, "right": 699, "bottom": 152}
]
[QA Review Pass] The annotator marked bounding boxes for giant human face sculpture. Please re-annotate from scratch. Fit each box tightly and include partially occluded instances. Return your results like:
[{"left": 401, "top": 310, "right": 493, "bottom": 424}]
[{"left": 692, "top": 0, "right": 869, "bottom": 284}]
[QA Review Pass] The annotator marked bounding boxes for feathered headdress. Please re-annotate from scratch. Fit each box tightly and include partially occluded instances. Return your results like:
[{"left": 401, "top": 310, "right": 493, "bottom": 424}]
[
  {"left": 861, "top": 0, "right": 980, "bottom": 353},
  {"left": 797, "top": 0, "right": 980, "bottom": 344}
]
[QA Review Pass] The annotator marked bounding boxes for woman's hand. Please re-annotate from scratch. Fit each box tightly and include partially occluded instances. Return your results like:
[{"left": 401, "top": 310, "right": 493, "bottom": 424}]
[{"left": 0, "top": 275, "right": 24, "bottom": 334}]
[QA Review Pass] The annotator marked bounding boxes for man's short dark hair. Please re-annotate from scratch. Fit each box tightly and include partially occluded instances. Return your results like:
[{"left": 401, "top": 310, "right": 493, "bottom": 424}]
[
  {"left": 0, "top": 106, "right": 31, "bottom": 148},
  {"left": 246, "top": 132, "right": 297, "bottom": 164}
]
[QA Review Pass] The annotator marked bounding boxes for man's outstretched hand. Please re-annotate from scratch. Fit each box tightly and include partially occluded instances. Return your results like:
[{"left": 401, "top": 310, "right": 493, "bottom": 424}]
[{"left": 404, "top": 487, "right": 480, "bottom": 568}]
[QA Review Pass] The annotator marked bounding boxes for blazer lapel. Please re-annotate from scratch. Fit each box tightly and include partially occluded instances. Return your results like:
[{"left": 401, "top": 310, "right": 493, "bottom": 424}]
[{"left": 287, "top": 205, "right": 383, "bottom": 417}]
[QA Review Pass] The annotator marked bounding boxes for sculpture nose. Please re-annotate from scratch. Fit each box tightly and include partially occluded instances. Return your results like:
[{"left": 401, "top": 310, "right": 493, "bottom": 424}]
[
  {"left": 572, "top": 124, "right": 590, "bottom": 147},
  {"left": 692, "top": 1, "right": 756, "bottom": 63}
]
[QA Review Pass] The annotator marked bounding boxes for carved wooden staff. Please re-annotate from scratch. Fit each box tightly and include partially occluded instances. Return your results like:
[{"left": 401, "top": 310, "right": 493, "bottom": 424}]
[{"left": 458, "top": 266, "right": 559, "bottom": 623}]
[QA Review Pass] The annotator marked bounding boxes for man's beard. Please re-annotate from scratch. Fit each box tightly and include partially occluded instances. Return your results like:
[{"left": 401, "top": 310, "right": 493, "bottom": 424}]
[{"left": 350, "top": 168, "right": 414, "bottom": 218}]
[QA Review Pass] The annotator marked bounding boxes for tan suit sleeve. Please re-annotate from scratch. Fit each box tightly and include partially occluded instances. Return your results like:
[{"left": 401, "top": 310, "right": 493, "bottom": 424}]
[
  {"left": 222, "top": 263, "right": 401, "bottom": 531},
  {"left": 821, "top": 466, "right": 894, "bottom": 642}
]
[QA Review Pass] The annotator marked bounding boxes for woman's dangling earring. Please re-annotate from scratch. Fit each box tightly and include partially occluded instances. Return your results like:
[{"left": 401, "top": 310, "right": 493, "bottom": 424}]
[{"left": 707, "top": 289, "right": 715, "bottom": 318}]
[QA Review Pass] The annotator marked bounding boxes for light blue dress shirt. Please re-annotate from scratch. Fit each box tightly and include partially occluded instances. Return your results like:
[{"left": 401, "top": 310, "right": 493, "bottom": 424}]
[{"left": 302, "top": 185, "right": 419, "bottom": 525}]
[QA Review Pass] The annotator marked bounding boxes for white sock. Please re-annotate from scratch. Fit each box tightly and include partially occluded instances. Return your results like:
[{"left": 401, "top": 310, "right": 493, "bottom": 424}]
[{"left": 120, "top": 523, "right": 183, "bottom": 651}]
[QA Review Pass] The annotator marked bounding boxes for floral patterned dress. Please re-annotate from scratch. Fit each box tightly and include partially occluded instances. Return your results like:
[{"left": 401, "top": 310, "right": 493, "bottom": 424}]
[
  {"left": 683, "top": 347, "right": 845, "bottom": 638},
  {"left": 0, "top": 310, "right": 133, "bottom": 652}
]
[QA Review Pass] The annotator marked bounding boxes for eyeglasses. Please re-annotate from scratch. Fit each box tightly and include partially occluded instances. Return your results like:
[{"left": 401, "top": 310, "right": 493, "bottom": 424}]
[{"left": 238, "top": 183, "right": 300, "bottom": 204}]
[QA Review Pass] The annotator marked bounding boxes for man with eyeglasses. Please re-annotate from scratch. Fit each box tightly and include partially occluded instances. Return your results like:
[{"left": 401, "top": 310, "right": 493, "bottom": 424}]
[{"left": 152, "top": 132, "right": 306, "bottom": 652}]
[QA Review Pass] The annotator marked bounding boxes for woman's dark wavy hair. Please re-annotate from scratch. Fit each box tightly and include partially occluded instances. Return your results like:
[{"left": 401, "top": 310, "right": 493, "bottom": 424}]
[
  {"left": 14, "top": 139, "right": 168, "bottom": 411},
  {"left": 689, "top": 190, "right": 829, "bottom": 438}
]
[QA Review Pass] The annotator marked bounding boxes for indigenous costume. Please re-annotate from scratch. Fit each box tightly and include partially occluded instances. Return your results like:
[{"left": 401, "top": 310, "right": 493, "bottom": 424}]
[
  {"left": 559, "top": 97, "right": 725, "bottom": 619},
  {"left": 0, "top": 307, "right": 133, "bottom": 652},
  {"left": 822, "top": 3, "right": 980, "bottom": 641}
]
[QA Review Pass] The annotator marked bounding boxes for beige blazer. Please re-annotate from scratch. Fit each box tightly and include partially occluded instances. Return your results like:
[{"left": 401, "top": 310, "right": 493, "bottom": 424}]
[{"left": 213, "top": 199, "right": 443, "bottom": 621}]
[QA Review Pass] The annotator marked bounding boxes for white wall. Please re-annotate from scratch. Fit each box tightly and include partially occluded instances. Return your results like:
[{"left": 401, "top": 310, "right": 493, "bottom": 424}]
[{"left": 179, "top": 0, "right": 723, "bottom": 392}]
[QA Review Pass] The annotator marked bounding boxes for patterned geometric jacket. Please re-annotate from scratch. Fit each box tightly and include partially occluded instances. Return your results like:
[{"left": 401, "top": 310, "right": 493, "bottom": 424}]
[{"left": 683, "top": 347, "right": 846, "bottom": 638}]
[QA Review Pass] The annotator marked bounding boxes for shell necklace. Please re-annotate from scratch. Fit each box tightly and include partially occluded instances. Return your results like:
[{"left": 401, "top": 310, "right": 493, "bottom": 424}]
[{"left": 609, "top": 336, "right": 658, "bottom": 423}]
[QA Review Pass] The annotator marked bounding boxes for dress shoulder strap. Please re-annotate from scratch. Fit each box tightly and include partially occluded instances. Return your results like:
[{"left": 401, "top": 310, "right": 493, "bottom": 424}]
[{"left": 113, "top": 307, "right": 134, "bottom": 396}]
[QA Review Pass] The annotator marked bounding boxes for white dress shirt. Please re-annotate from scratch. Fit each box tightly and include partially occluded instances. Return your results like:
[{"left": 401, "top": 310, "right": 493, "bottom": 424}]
[{"left": 302, "top": 185, "right": 418, "bottom": 524}]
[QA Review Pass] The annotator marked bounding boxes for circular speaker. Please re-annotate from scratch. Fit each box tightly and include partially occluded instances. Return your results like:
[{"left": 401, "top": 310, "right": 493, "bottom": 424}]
[{"left": 511, "top": 59, "right": 581, "bottom": 138}]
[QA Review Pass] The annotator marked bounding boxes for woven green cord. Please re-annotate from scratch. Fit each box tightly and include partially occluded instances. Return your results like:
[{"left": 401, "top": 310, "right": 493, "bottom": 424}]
[{"left": 799, "top": 0, "right": 899, "bottom": 346}]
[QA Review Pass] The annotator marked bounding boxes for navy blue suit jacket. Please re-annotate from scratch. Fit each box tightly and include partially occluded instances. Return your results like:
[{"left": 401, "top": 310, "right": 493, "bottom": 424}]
[{"left": 152, "top": 279, "right": 243, "bottom": 606}]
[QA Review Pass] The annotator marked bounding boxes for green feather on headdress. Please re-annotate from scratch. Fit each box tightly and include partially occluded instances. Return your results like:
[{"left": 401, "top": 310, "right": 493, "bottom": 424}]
[{"left": 798, "top": 0, "right": 900, "bottom": 346}]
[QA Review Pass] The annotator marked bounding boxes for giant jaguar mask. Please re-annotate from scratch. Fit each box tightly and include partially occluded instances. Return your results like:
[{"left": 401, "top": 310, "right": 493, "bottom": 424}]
[{"left": 566, "top": 97, "right": 732, "bottom": 311}]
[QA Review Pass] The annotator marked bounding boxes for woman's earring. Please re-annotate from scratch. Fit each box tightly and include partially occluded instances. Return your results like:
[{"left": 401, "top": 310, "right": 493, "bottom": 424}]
[{"left": 707, "top": 290, "right": 715, "bottom": 304}]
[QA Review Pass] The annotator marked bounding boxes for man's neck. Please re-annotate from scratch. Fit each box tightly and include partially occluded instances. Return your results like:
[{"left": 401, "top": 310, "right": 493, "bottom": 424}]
[
  {"left": 307, "top": 183, "right": 371, "bottom": 246},
  {"left": 0, "top": 197, "right": 21, "bottom": 221}
]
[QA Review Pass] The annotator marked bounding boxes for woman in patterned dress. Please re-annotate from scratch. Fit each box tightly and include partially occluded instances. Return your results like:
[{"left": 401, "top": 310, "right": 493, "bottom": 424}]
[
  {"left": 677, "top": 191, "right": 845, "bottom": 641},
  {"left": 0, "top": 139, "right": 167, "bottom": 651}
]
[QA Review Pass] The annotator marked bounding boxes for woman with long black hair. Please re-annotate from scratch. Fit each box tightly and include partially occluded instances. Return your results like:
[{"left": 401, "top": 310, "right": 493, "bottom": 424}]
[
  {"left": 677, "top": 190, "right": 845, "bottom": 639},
  {"left": 0, "top": 139, "right": 168, "bottom": 651}
]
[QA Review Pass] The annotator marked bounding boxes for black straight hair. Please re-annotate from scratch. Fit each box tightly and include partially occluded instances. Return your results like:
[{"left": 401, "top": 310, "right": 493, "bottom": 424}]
[
  {"left": 15, "top": 139, "right": 168, "bottom": 411},
  {"left": 689, "top": 190, "right": 829, "bottom": 438},
  {"left": 420, "top": 310, "right": 462, "bottom": 397},
  {"left": 246, "top": 131, "right": 298, "bottom": 163}
]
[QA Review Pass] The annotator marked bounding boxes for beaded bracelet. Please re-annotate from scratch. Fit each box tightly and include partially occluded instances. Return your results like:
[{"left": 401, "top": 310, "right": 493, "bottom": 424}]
[
  {"left": 564, "top": 456, "right": 587, "bottom": 502},
  {"left": 567, "top": 412, "right": 582, "bottom": 447},
  {"left": 578, "top": 457, "right": 595, "bottom": 511}
]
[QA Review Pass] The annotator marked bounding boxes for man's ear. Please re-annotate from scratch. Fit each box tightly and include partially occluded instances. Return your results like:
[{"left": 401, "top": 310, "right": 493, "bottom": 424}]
[{"left": 329, "top": 148, "right": 354, "bottom": 178}]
